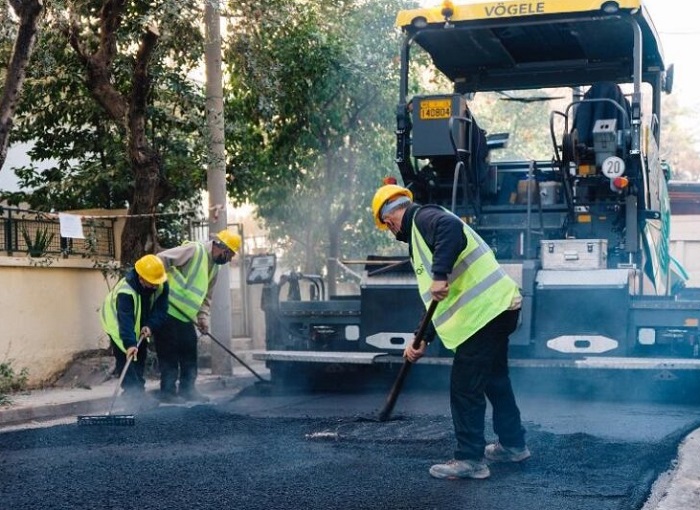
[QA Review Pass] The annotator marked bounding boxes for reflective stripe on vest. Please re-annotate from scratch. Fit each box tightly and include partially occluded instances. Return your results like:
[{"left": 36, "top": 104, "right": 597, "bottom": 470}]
[
  {"left": 411, "top": 210, "right": 519, "bottom": 349},
  {"left": 100, "top": 279, "right": 141, "bottom": 354},
  {"left": 167, "top": 242, "right": 218, "bottom": 321}
]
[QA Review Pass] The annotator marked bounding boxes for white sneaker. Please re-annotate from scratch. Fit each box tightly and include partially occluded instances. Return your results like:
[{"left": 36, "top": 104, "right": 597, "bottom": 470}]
[
  {"left": 484, "top": 442, "right": 531, "bottom": 462},
  {"left": 429, "top": 459, "right": 491, "bottom": 480}
]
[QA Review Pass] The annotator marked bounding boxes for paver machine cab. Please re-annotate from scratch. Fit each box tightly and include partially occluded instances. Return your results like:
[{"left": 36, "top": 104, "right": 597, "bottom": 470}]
[{"left": 252, "top": 0, "right": 700, "bottom": 387}]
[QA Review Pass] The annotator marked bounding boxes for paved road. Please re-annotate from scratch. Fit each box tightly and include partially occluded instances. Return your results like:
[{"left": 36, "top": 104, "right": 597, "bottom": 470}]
[{"left": 1, "top": 379, "right": 699, "bottom": 510}]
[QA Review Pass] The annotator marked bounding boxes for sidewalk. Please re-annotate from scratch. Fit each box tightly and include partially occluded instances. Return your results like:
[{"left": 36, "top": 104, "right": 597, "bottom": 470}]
[
  {"left": 0, "top": 363, "right": 697, "bottom": 510},
  {"left": 0, "top": 361, "right": 269, "bottom": 429}
]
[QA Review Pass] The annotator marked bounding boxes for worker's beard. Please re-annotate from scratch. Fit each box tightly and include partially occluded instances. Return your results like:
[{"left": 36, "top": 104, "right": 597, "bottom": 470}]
[
  {"left": 394, "top": 228, "right": 408, "bottom": 243},
  {"left": 213, "top": 254, "right": 229, "bottom": 265}
]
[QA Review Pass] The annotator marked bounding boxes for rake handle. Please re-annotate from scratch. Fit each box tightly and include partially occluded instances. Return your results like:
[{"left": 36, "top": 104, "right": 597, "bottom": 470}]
[
  {"left": 107, "top": 335, "right": 146, "bottom": 416},
  {"left": 169, "top": 302, "right": 269, "bottom": 383},
  {"left": 203, "top": 330, "right": 269, "bottom": 383},
  {"left": 377, "top": 300, "right": 438, "bottom": 422}
]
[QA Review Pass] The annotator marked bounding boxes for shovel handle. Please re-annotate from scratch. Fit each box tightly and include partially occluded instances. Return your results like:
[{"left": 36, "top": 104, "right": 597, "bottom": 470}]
[
  {"left": 377, "top": 300, "right": 438, "bottom": 422},
  {"left": 411, "top": 300, "right": 438, "bottom": 350}
]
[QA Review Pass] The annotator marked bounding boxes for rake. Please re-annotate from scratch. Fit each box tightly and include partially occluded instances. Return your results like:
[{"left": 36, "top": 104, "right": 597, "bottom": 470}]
[
  {"left": 77, "top": 336, "right": 146, "bottom": 426},
  {"left": 169, "top": 302, "right": 271, "bottom": 384}
]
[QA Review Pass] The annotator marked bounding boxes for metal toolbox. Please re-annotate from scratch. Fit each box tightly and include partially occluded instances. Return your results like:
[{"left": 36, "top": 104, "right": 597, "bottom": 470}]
[{"left": 540, "top": 239, "right": 608, "bottom": 270}]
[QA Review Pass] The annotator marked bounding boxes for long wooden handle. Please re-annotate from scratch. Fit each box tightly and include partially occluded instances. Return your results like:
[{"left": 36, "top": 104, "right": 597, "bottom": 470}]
[
  {"left": 377, "top": 300, "right": 438, "bottom": 422},
  {"left": 107, "top": 335, "right": 145, "bottom": 416},
  {"left": 168, "top": 301, "right": 270, "bottom": 383}
]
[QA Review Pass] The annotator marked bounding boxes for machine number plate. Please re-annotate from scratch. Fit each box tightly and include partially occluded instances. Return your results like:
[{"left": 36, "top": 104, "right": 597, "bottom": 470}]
[{"left": 419, "top": 99, "right": 451, "bottom": 120}]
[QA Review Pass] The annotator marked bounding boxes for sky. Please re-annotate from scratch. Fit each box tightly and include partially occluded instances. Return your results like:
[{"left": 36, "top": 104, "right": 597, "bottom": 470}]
[
  {"left": 643, "top": 0, "right": 700, "bottom": 109},
  {"left": 419, "top": 0, "right": 700, "bottom": 109}
]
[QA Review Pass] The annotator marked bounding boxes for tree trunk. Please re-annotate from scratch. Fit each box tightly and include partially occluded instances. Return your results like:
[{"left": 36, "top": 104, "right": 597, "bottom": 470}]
[
  {"left": 67, "top": 7, "right": 163, "bottom": 265},
  {"left": 120, "top": 152, "right": 162, "bottom": 264},
  {"left": 0, "top": 0, "right": 44, "bottom": 170}
]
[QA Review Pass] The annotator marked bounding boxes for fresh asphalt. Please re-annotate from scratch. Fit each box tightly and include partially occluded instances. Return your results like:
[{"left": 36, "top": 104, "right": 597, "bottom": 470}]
[{"left": 0, "top": 366, "right": 699, "bottom": 510}]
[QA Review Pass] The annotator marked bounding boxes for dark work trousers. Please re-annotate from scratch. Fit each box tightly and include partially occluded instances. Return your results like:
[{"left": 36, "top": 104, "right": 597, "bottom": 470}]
[
  {"left": 450, "top": 308, "right": 526, "bottom": 461},
  {"left": 155, "top": 315, "right": 198, "bottom": 395},
  {"left": 111, "top": 337, "right": 148, "bottom": 394}
]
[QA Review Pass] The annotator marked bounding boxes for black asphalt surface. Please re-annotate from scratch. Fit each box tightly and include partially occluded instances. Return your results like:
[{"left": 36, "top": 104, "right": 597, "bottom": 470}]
[{"left": 2, "top": 379, "right": 700, "bottom": 510}]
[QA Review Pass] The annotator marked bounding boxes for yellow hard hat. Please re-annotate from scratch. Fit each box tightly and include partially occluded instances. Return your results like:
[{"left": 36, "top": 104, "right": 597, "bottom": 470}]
[
  {"left": 134, "top": 254, "right": 167, "bottom": 285},
  {"left": 217, "top": 229, "right": 242, "bottom": 252},
  {"left": 371, "top": 184, "right": 413, "bottom": 230}
]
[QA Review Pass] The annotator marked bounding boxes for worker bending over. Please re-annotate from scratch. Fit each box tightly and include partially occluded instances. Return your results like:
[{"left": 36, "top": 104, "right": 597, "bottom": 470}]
[
  {"left": 100, "top": 254, "right": 169, "bottom": 407},
  {"left": 372, "top": 183, "right": 530, "bottom": 480},
  {"left": 155, "top": 230, "right": 241, "bottom": 403}
]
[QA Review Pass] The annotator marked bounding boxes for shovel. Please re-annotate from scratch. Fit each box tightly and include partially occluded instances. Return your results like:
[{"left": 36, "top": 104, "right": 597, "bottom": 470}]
[
  {"left": 77, "top": 335, "right": 147, "bottom": 426},
  {"left": 377, "top": 299, "right": 438, "bottom": 422}
]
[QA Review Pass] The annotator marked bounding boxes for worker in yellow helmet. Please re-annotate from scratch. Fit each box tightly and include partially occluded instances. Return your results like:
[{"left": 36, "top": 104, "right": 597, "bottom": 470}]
[
  {"left": 100, "top": 254, "right": 169, "bottom": 408},
  {"left": 154, "top": 229, "right": 241, "bottom": 404},
  {"left": 372, "top": 182, "right": 529, "bottom": 480}
]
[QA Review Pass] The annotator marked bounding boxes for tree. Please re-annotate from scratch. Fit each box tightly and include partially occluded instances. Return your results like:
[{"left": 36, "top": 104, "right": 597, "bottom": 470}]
[
  {"left": 224, "top": 0, "right": 408, "bottom": 291},
  {"left": 6, "top": 1, "right": 208, "bottom": 261},
  {"left": 660, "top": 93, "right": 700, "bottom": 180},
  {"left": 0, "top": 0, "right": 44, "bottom": 171}
]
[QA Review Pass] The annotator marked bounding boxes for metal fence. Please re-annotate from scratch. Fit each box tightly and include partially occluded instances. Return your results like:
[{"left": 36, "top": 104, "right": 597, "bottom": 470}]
[
  {"left": 0, "top": 207, "right": 245, "bottom": 261},
  {"left": 0, "top": 207, "right": 116, "bottom": 258}
]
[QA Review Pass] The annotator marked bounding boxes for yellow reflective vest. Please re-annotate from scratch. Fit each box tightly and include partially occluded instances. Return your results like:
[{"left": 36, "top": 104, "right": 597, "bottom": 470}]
[
  {"left": 100, "top": 279, "right": 142, "bottom": 354},
  {"left": 166, "top": 242, "right": 218, "bottom": 321},
  {"left": 411, "top": 209, "right": 520, "bottom": 350}
]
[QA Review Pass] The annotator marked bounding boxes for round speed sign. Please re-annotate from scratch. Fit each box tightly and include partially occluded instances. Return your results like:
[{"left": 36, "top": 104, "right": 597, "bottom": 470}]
[{"left": 601, "top": 156, "right": 626, "bottom": 179}]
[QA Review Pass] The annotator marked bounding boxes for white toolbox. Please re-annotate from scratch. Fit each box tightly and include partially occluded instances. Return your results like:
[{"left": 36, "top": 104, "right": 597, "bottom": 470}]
[{"left": 540, "top": 239, "right": 608, "bottom": 270}]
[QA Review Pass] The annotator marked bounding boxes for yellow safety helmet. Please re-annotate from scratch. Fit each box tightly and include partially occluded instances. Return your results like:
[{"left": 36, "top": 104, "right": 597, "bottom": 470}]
[
  {"left": 371, "top": 184, "right": 413, "bottom": 230},
  {"left": 217, "top": 229, "right": 242, "bottom": 253},
  {"left": 134, "top": 254, "right": 167, "bottom": 285}
]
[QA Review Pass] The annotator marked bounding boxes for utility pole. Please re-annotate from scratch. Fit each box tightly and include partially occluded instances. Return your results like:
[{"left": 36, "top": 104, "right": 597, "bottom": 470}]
[{"left": 204, "top": 0, "right": 232, "bottom": 375}]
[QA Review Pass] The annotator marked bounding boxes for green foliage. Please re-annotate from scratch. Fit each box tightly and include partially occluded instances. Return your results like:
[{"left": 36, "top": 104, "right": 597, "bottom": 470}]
[
  {"left": 21, "top": 225, "right": 55, "bottom": 257},
  {"left": 0, "top": 361, "right": 28, "bottom": 405},
  {"left": 660, "top": 93, "right": 700, "bottom": 180},
  {"left": 224, "top": 0, "right": 412, "bottom": 274},
  {"left": 3, "top": 1, "right": 208, "bottom": 223}
]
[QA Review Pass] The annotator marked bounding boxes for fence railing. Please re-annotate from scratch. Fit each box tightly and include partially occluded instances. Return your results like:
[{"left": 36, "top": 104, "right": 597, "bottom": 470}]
[
  {"left": 1, "top": 207, "right": 116, "bottom": 258},
  {"left": 1, "top": 207, "right": 243, "bottom": 260}
]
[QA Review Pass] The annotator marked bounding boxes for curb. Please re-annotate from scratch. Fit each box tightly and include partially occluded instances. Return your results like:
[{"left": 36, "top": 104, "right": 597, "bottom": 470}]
[
  {"left": 0, "top": 374, "right": 256, "bottom": 428},
  {"left": 0, "top": 397, "right": 116, "bottom": 426}
]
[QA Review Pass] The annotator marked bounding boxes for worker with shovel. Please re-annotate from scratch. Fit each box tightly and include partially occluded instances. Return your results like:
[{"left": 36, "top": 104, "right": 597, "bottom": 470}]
[
  {"left": 372, "top": 183, "right": 529, "bottom": 480},
  {"left": 154, "top": 229, "right": 241, "bottom": 404},
  {"left": 100, "top": 254, "right": 170, "bottom": 410}
]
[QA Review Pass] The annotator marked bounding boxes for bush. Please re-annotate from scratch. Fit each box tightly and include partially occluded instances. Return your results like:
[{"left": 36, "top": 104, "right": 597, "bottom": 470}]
[{"left": 0, "top": 361, "right": 29, "bottom": 405}]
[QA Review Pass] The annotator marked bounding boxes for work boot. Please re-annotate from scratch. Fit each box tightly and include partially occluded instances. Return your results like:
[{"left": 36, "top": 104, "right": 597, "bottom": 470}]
[
  {"left": 179, "top": 388, "right": 210, "bottom": 403},
  {"left": 158, "top": 391, "right": 186, "bottom": 405},
  {"left": 484, "top": 442, "right": 531, "bottom": 463},
  {"left": 429, "top": 459, "right": 490, "bottom": 480}
]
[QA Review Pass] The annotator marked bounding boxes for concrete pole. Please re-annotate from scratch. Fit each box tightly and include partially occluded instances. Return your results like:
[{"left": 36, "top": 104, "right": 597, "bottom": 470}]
[{"left": 204, "top": 1, "right": 232, "bottom": 375}]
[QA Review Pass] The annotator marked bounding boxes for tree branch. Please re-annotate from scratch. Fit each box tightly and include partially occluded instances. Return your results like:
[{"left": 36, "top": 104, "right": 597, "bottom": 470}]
[
  {"left": 0, "top": 0, "right": 44, "bottom": 170},
  {"left": 66, "top": 0, "right": 129, "bottom": 126},
  {"left": 129, "top": 24, "right": 160, "bottom": 164}
]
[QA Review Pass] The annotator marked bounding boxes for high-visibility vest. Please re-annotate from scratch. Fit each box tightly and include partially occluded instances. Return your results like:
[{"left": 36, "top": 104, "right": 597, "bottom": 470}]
[
  {"left": 166, "top": 242, "right": 218, "bottom": 321},
  {"left": 411, "top": 209, "right": 520, "bottom": 350},
  {"left": 100, "top": 279, "right": 143, "bottom": 354}
]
